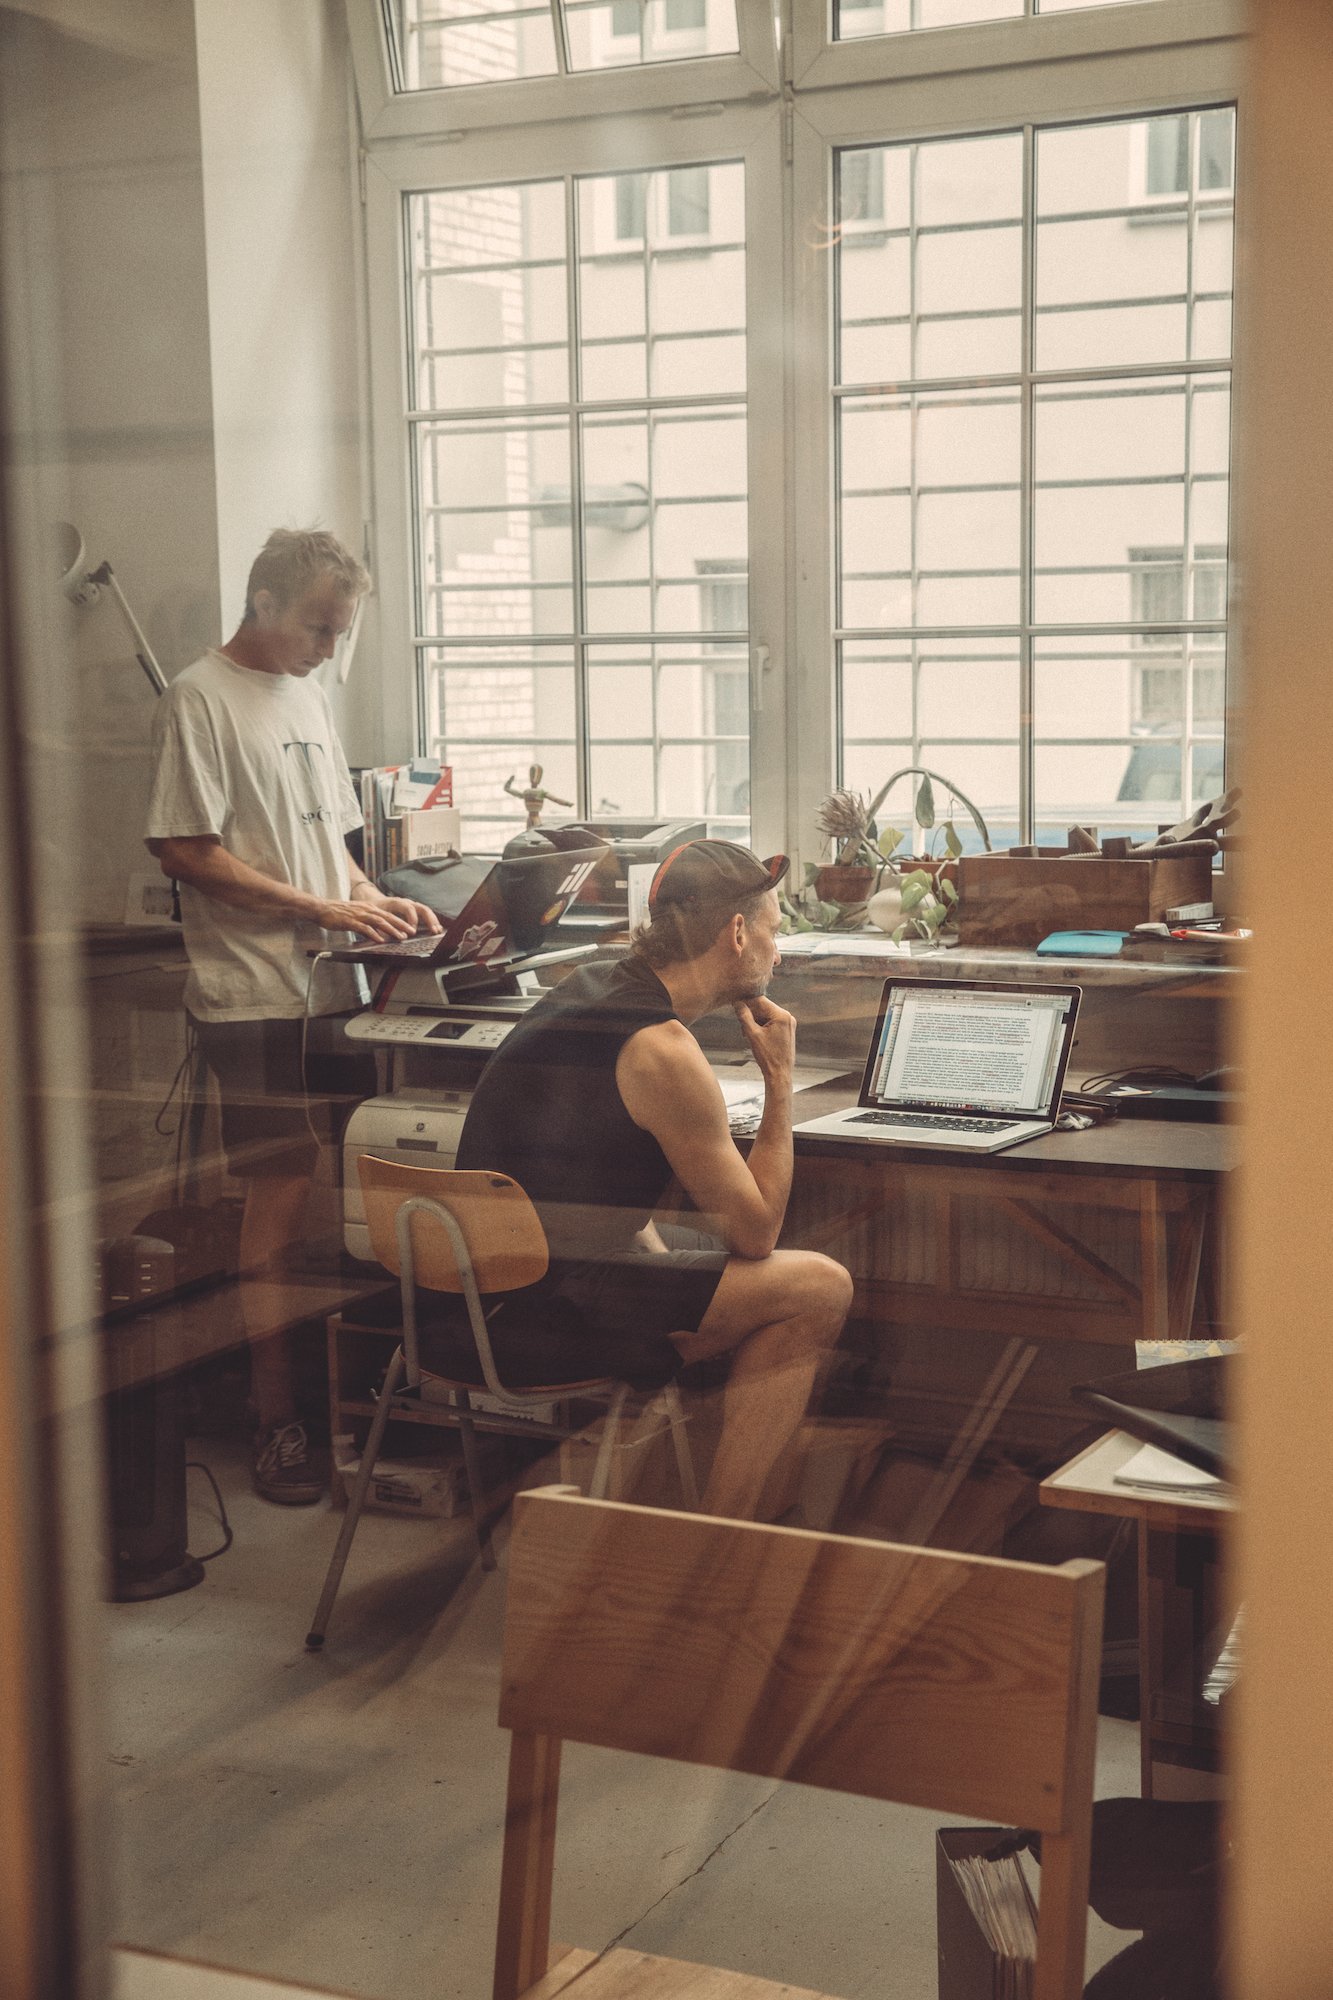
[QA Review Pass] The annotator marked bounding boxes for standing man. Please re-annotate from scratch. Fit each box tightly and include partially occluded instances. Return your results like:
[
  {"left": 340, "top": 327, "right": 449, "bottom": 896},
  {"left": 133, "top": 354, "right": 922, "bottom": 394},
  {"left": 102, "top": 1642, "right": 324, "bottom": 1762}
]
[
  {"left": 457, "top": 840, "right": 854, "bottom": 1520},
  {"left": 146, "top": 528, "right": 442, "bottom": 1502}
]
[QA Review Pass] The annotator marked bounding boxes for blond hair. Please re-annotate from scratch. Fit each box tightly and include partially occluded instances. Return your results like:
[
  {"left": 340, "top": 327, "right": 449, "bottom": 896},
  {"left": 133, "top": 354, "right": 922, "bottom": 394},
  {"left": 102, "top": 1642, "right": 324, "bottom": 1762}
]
[{"left": 242, "top": 529, "right": 371, "bottom": 621}]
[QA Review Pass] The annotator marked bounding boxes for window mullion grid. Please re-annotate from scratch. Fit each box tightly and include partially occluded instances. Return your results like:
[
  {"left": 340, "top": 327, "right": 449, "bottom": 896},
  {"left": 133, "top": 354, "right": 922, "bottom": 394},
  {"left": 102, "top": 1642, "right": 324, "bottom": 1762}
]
[
  {"left": 1019, "top": 121, "right": 1036, "bottom": 846},
  {"left": 566, "top": 173, "right": 592, "bottom": 817}
]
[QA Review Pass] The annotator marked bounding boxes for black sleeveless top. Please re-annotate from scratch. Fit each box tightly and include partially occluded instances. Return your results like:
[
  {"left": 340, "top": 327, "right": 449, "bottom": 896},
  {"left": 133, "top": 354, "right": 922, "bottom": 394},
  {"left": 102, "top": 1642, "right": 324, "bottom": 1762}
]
[{"left": 455, "top": 955, "right": 678, "bottom": 1260}]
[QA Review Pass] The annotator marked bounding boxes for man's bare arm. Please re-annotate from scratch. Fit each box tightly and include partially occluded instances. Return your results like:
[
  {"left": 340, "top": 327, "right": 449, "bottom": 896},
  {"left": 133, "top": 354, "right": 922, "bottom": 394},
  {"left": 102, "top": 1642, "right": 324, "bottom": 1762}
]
[
  {"left": 149, "top": 834, "right": 416, "bottom": 942},
  {"left": 616, "top": 1002, "right": 795, "bottom": 1260}
]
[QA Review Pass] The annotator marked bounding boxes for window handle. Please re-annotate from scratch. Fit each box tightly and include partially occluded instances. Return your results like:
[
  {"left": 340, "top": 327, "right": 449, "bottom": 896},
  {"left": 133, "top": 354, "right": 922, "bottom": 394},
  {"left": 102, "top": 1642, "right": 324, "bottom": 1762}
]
[{"left": 750, "top": 643, "right": 771, "bottom": 714}]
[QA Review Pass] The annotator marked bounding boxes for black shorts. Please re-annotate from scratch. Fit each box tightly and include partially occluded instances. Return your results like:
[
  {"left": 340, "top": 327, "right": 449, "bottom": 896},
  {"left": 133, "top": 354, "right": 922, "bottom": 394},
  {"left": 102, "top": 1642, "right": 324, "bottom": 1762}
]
[
  {"left": 541, "top": 1232, "right": 730, "bottom": 1391},
  {"left": 191, "top": 1014, "right": 377, "bottom": 1180}
]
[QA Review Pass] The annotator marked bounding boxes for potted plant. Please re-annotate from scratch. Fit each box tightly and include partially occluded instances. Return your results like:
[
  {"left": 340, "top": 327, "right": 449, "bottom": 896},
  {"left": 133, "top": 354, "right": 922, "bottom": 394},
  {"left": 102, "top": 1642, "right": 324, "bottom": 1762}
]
[{"left": 805, "top": 768, "right": 991, "bottom": 941}]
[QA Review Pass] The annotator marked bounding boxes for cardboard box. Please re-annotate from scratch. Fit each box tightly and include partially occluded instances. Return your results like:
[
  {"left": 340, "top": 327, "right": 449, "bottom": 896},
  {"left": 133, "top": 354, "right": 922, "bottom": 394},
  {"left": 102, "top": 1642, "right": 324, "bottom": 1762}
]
[{"left": 956, "top": 850, "right": 1215, "bottom": 947}]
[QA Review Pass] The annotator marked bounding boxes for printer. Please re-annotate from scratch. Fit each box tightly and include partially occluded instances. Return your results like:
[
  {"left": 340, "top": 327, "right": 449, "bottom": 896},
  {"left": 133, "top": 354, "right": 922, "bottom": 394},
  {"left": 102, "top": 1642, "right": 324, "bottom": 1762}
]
[{"left": 342, "top": 1089, "right": 471, "bottom": 1260}]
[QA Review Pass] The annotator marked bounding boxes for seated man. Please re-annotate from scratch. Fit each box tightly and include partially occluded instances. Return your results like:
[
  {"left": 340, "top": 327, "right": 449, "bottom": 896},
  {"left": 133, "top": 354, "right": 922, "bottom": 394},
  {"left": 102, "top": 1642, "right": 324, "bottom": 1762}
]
[{"left": 456, "top": 838, "right": 854, "bottom": 1519}]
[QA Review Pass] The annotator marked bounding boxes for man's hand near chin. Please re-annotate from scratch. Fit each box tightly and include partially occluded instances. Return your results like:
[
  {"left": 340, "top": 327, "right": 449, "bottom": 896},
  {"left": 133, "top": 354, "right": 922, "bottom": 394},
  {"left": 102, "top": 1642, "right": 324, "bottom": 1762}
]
[{"left": 734, "top": 994, "right": 796, "bottom": 1102}]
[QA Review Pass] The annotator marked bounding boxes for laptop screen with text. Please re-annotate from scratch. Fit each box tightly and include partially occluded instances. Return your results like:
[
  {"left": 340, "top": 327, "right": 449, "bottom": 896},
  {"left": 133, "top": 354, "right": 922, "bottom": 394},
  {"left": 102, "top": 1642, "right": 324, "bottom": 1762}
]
[{"left": 864, "top": 984, "right": 1078, "bottom": 1119}]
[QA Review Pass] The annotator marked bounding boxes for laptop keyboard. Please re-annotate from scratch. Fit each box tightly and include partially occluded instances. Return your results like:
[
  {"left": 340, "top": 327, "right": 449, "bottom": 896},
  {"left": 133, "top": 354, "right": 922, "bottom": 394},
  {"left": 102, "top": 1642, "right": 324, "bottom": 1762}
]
[
  {"left": 850, "top": 1110, "right": 1020, "bottom": 1134},
  {"left": 344, "top": 932, "right": 443, "bottom": 961}
]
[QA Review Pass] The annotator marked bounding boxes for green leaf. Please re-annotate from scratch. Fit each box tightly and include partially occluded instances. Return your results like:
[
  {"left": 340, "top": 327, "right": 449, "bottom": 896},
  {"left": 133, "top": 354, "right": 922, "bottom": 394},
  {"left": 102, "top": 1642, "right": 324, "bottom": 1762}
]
[
  {"left": 877, "top": 826, "right": 904, "bottom": 858},
  {"left": 899, "top": 879, "right": 928, "bottom": 913},
  {"left": 940, "top": 875, "right": 959, "bottom": 904},
  {"left": 891, "top": 922, "right": 909, "bottom": 943},
  {"left": 803, "top": 862, "right": 820, "bottom": 887},
  {"left": 944, "top": 821, "right": 963, "bottom": 859},
  {"left": 915, "top": 774, "right": 936, "bottom": 829}
]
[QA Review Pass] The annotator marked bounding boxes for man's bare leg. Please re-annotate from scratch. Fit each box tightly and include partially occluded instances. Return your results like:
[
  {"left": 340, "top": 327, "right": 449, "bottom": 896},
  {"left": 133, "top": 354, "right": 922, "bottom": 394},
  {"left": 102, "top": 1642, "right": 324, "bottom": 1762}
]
[
  {"left": 673, "top": 1249, "right": 853, "bottom": 1520},
  {"left": 241, "top": 1172, "right": 312, "bottom": 1432}
]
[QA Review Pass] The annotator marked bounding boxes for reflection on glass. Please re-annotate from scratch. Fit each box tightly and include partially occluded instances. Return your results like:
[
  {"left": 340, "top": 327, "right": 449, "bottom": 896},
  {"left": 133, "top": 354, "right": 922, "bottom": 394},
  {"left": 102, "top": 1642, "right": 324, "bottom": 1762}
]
[
  {"left": 386, "top": 0, "right": 559, "bottom": 88},
  {"left": 566, "top": 0, "right": 739, "bottom": 70}
]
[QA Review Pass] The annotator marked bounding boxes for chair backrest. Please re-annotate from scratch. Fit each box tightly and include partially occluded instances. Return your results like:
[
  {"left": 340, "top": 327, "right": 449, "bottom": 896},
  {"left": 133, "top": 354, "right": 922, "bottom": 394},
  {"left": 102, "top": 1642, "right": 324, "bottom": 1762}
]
[
  {"left": 495, "top": 1489, "right": 1104, "bottom": 2000},
  {"left": 356, "top": 1156, "right": 548, "bottom": 1294}
]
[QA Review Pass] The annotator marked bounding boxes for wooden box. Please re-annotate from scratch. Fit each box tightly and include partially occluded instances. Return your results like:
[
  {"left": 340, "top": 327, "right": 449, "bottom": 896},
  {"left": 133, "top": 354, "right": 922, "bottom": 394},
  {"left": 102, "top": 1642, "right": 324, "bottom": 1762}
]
[{"left": 956, "top": 850, "right": 1215, "bottom": 947}]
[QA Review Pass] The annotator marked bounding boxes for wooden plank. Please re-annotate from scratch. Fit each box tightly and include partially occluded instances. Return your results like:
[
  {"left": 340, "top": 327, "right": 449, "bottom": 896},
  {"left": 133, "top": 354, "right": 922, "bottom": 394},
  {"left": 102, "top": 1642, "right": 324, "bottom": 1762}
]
[
  {"left": 997, "top": 1198, "right": 1140, "bottom": 1308},
  {"left": 500, "top": 1490, "right": 1103, "bottom": 1834},
  {"left": 494, "top": 1731, "right": 563, "bottom": 2000}
]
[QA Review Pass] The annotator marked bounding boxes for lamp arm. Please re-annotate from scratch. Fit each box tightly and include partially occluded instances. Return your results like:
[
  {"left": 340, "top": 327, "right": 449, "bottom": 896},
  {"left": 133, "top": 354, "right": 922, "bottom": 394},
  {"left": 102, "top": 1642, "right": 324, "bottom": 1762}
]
[{"left": 88, "top": 561, "right": 168, "bottom": 696}]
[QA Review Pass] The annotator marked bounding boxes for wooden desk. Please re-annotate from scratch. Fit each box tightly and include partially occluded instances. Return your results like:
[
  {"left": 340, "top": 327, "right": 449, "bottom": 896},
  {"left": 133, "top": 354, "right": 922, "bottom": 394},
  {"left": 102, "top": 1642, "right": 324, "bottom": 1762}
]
[
  {"left": 1042, "top": 1430, "right": 1234, "bottom": 1797},
  {"left": 787, "top": 1082, "right": 1233, "bottom": 1349}
]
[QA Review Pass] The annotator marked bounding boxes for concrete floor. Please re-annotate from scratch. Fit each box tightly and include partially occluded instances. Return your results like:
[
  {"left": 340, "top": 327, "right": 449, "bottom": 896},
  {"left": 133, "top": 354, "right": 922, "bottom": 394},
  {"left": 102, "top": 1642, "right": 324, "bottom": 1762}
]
[{"left": 108, "top": 1438, "right": 1141, "bottom": 1999}]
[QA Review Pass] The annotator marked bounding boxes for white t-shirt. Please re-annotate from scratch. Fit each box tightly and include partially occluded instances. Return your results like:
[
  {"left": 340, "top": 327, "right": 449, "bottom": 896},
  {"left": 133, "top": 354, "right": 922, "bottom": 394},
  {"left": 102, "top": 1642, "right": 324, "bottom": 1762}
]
[{"left": 145, "top": 650, "right": 368, "bottom": 1021}]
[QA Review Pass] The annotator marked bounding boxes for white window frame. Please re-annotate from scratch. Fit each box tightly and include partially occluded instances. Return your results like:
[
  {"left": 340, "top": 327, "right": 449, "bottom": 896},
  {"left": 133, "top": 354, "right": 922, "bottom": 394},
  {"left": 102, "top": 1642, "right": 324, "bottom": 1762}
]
[
  {"left": 347, "top": 0, "right": 780, "bottom": 141},
  {"left": 362, "top": 98, "right": 790, "bottom": 850},
  {"left": 353, "top": 0, "right": 1246, "bottom": 870}
]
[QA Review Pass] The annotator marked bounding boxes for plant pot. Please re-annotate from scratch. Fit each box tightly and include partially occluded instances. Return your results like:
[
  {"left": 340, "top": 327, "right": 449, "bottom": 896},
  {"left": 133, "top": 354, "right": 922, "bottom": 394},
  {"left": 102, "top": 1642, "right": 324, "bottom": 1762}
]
[{"left": 814, "top": 864, "right": 877, "bottom": 907}]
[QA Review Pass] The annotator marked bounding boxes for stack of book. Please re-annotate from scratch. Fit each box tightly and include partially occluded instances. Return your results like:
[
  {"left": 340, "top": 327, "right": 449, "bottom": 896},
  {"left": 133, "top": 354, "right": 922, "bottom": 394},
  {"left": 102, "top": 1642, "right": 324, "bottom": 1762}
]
[
  {"left": 938, "top": 1830, "right": 1037, "bottom": 2000},
  {"left": 360, "top": 761, "right": 458, "bottom": 878}
]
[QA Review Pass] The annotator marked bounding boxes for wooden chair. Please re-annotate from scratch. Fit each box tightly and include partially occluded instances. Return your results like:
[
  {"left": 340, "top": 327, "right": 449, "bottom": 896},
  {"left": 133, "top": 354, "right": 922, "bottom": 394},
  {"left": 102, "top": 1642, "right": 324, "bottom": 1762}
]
[
  {"left": 305, "top": 1160, "right": 698, "bottom": 1650},
  {"left": 494, "top": 1488, "right": 1105, "bottom": 2000}
]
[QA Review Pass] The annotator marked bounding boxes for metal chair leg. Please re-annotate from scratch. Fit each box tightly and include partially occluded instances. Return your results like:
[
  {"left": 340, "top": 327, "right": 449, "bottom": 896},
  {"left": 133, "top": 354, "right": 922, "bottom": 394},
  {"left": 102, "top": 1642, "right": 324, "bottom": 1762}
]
[
  {"left": 661, "top": 1383, "right": 699, "bottom": 1509},
  {"left": 306, "top": 1345, "right": 408, "bottom": 1650},
  {"left": 589, "top": 1383, "right": 630, "bottom": 1499},
  {"left": 454, "top": 1389, "right": 496, "bottom": 1572}
]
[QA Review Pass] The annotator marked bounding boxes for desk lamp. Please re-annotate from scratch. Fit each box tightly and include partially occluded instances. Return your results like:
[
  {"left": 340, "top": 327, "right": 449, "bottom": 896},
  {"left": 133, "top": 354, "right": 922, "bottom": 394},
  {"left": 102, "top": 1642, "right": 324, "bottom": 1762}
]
[{"left": 56, "top": 520, "right": 167, "bottom": 695}]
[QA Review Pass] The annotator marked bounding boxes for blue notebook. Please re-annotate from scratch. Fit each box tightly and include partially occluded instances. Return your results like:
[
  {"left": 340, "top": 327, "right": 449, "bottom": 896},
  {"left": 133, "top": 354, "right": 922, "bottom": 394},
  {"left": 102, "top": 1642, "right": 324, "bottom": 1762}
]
[{"left": 1035, "top": 930, "right": 1128, "bottom": 957}]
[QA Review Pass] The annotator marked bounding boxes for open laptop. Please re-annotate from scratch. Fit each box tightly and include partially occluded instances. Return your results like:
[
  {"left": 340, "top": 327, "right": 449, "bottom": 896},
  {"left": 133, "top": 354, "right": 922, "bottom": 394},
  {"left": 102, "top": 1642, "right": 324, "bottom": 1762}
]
[
  {"left": 794, "top": 978, "right": 1081, "bottom": 1154},
  {"left": 323, "top": 836, "right": 608, "bottom": 971}
]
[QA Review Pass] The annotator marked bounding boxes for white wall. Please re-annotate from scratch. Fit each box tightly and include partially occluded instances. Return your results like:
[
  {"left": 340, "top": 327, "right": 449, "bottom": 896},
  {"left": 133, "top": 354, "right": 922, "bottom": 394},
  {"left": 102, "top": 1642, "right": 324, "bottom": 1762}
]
[
  {"left": 0, "top": 0, "right": 222, "bottom": 928},
  {"left": 193, "top": 0, "right": 368, "bottom": 743}
]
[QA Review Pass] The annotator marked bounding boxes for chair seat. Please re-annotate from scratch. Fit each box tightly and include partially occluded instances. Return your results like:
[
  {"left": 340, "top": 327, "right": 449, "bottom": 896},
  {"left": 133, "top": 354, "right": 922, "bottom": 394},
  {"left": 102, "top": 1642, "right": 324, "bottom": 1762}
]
[
  {"left": 522, "top": 1946, "right": 841, "bottom": 2000},
  {"left": 339, "top": 1283, "right": 619, "bottom": 1392}
]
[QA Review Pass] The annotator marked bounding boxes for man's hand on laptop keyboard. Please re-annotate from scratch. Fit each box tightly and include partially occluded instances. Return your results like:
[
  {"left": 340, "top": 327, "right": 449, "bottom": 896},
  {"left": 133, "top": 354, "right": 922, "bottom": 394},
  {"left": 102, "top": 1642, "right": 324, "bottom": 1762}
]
[{"left": 309, "top": 893, "right": 431, "bottom": 942}]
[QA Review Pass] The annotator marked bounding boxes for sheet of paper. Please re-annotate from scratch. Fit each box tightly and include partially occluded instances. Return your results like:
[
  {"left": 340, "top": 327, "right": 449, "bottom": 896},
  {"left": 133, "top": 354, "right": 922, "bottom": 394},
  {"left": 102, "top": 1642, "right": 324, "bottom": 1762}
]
[
  {"left": 777, "top": 930, "right": 909, "bottom": 958},
  {"left": 1113, "top": 1444, "right": 1224, "bottom": 1493}
]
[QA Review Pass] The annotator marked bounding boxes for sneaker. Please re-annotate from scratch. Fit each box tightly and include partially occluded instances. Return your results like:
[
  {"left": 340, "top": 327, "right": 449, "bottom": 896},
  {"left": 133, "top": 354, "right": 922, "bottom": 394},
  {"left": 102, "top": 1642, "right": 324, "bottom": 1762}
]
[{"left": 252, "top": 1421, "right": 324, "bottom": 1506}]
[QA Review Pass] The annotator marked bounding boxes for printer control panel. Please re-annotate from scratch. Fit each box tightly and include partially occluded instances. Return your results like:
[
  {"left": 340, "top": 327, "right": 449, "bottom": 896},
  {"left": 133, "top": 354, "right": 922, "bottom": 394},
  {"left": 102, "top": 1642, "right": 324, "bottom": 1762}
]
[{"left": 345, "top": 1013, "right": 514, "bottom": 1050}]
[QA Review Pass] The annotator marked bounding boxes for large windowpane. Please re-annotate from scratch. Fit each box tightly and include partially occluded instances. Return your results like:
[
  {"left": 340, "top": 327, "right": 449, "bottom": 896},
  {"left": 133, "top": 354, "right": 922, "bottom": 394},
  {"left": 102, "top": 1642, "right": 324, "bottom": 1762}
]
[
  {"left": 410, "top": 166, "right": 749, "bottom": 841},
  {"left": 835, "top": 111, "right": 1233, "bottom": 845}
]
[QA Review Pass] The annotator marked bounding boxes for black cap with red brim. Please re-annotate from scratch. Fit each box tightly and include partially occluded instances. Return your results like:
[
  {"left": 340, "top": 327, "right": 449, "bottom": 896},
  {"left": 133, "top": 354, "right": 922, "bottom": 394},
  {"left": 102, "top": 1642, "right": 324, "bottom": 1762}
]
[{"left": 647, "top": 839, "right": 790, "bottom": 911}]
